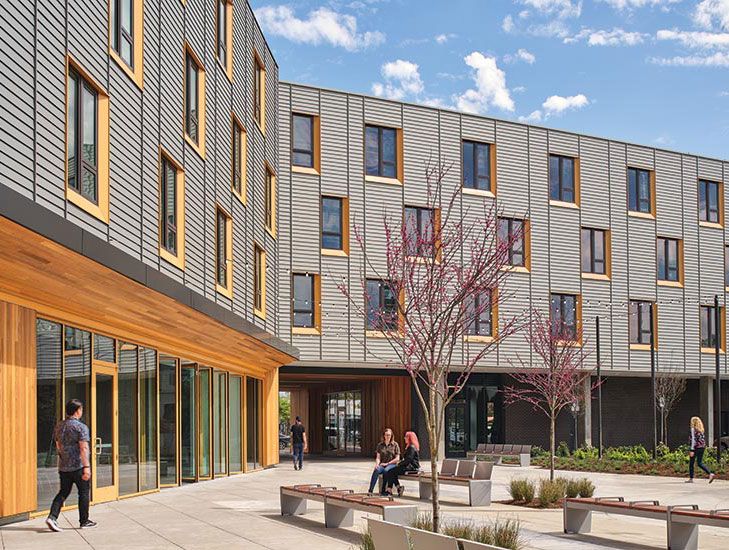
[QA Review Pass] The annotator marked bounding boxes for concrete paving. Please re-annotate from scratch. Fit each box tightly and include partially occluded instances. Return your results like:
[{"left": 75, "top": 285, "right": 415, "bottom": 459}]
[{"left": 2, "top": 458, "right": 729, "bottom": 549}]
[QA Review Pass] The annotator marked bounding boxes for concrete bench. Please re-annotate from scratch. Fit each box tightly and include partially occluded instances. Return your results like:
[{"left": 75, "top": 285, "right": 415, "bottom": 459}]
[
  {"left": 403, "top": 459, "right": 493, "bottom": 506},
  {"left": 467, "top": 443, "right": 532, "bottom": 467},
  {"left": 280, "top": 484, "right": 418, "bottom": 527},
  {"left": 563, "top": 496, "right": 729, "bottom": 550},
  {"left": 368, "top": 518, "right": 505, "bottom": 550}
]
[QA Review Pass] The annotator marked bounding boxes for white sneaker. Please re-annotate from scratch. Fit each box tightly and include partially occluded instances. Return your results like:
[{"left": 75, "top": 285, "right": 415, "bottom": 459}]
[
  {"left": 709, "top": 473, "right": 716, "bottom": 484},
  {"left": 685, "top": 479, "right": 694, "bottom": 483},
  {"left": 46, "top": 517, "right": 62, "bottom": 532}
]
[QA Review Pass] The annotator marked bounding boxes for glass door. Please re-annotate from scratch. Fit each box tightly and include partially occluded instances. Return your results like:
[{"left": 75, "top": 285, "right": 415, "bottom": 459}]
[
  {"left": 91, "top": 363, "right": 118, "bottom": 502},
  {"left": 445, "top": 400, "right": 466, "bottom": 457}
]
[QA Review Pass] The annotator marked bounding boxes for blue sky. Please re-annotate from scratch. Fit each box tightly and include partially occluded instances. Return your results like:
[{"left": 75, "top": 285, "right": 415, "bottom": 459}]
[{"left": 253, "top": 0, "right": 729, "bottom": 159}]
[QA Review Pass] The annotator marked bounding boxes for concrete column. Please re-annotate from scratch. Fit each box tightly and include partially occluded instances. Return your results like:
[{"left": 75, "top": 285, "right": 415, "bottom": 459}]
[
  {"left": 582, "top": 377, "right": 593, "bottom": 447},
  {"left": 699, "top": 376, "right": 715, "bottom": 444}
]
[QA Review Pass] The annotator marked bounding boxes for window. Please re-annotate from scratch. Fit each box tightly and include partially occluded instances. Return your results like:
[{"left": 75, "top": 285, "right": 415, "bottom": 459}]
[
  {"left": 184, "top": 45, "right": 205, "bottom": 156},
  {"left": 581, "top": 228, "right": 607, "bottom": 275},
  {"left": 498, "top": 218, "right": 526, "bottom": 268},
  {"left": 699, "top": 180, "right": 722, "bottom": 224},
  {"left": 159, "top": 150, "right": 185, "bottom": 268},
  {"left": 700, "top": 305, "right": 723, "bottom": 350},
  {"left": 322, "top": 196, "right": 345, "bottom": 251},
  {"left": 657, "top": 237, "right": 680, "bottom": 283},
  {"left": 292, "top": 114, "right": 315, "bottom": 168},
  {"left": 366, "top": 279, "right": 398, "bottom": 332},
  {"left": 629, "top": 301, "right": 655, "bottom": 346},
  {"left": 216, "top": 0, "right": 232, "bottom": 79},
  {"left": 404, "top": 206, "right": 436, "bottom": 257},
  {"left": 550, "top": 293, "right": 578, "bottom": 341},
  {"left": 465, "top": 290, "right": 493, "bottom": 337},
  {"left": 265, "top": 166, "right": 276, "bottom": 235},
  {"left": 231, "top": 116, "right": 246, "bottom": 202},
  {"left": 292, "top": 274, "right": 320, "bottom": 332},
  {"left": 254, "top": 245, "right": 266, "bottom": 316},
  {"left": 111, "top": 0, "right": 134, "bottom": 67},
  {"left": 628, "top": 168, "right": 652, "bottom": 214},
  {"left": 549, "top": 155, "right": 576, "bottom": 203},
  {"left": 365, "top": 125, "right": 399, "bottom": 180},
  {"left": 254, "top": 51, "right": 265, "bottom": 129},
  {"left": 66, "top": 59, "right": 109, "bottom": 222},
  {"left": 462, "top": 141, "right": 493, "bottom": 192},
  {"left": 215, "top": 208, "right": 232, "bottom": 297}
]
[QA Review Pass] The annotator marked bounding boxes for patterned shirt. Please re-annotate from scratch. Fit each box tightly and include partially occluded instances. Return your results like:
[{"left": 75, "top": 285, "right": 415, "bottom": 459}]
[
  {"left": 53, "top": 417, "right": 90, "bottom": 472},
  {"left": 376, "top": 441, "right": 401, "bottom": 464}
]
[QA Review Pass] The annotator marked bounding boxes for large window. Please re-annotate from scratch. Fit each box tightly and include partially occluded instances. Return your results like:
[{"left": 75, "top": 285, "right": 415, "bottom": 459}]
[
  {"left": 216, "top": 0, "right": 233, "bottom": 78},
  {"left": 199, "top": 367, "right": 211, "bottom": 479},
  {"left": 215, "top": 208, "right": 232, "bottom": 295},
  {"left": 181, "top": 365, "right": 196, "bottom": 480},
  {"left": 581, "top": 228, "right": 606, "bottom": 275},
  {"left": 322, "top": 196, "right": 344, "bottom": 251},
  {"left": 628, "top": 167, "right": 652, "bottom": 214},
  {"left": 462, "top": 141, "right": 492, "bottom": 192},
  {"left": 160, "top": 154, "right": 180, "bottom": 257},
  {"left": 254, "top": 52, "right": 265, "bottom": 128},
  {"left": 293, "top": 274, "right": 317, "bottom": 329},
  {"left": 699, "top": 180, "right": 721, "bottom": 224},
  {"left": 550, "top": 293, "right": 578, "bottom": 341},
  {"left": 549, "top": 155, "right": 576, "bottom": 203},
  {"left": 246, "top": 377, "right": 262, "bottom": 470},
  {"left": 232, "top": 117, "right": 246, "bottom": 201},
  {"left": 629, "top": 301, "right": 655, "bottom": 346},
  {"left": 465, "top": 290, "right": 493, "bottom": 337},
  {"left": 229, "top": 375, "right": 243, "bottom": 473},
  {"left": 701, "top": 305, "right": 723, "bottom": 349},
  {"left": 111, "top": 0, "right": 134, "bottom": 67},
  {"left": 159, "top": 356, "right": 178, "bottom": 486},
  {"left": 657, "top": 237, "right": 680, "bottom": 283},
  {"left": 498, "top": 217, "right": 525, "bottom": 267},
  {"left": 118, "top": 342, "right": 139, "bottom": 495},
  {"left": 365, "top": 125, "right": 398, "bottom": 179},
  {"left": 254, "top": 245, "right": 266, "bottom": 316},
  {"left": 404, "top": 206, "right": 435, "bottom": 257},
  {"left": 324, "top": 391, "right": 362, "bottom": 454},
  {"left": 213, "top": 370, "right": 227, "bottom": 477},
  {"left": 366, "top": 279, "right": 398, "bottom": 332},
  {"left": 68, "top": 68, "right": 99, "bottom": 205},
  {"left": 185, "top": 51, "right": 201, "bottom": 144},
  {"left": 293, "top": 114, "right": 315, "bottom": 168},
  {"left": 265, "top": 167, "right": 276, "bottom": 234},
  {"left": 139, "top": 347, "right": 158, "bottom": 492}
]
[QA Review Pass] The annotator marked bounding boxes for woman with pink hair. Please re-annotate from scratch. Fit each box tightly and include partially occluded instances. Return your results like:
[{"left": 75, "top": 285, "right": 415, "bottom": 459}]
[{"left": 382, "top": 431, "right": 421, "bottom": 496}]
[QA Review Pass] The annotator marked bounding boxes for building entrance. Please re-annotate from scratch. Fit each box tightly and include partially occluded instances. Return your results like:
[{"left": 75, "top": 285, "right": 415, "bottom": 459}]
[
  {"left": 445, "top": 374, "right": 503, "bottom": 458},
  {"left": 91, "top": 363, "right": 117, "bottom": 503}
]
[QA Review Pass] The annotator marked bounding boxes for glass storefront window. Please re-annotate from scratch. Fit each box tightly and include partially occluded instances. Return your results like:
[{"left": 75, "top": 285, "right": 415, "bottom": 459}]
[
  {"left": 159, "top": 356, "right": 178, "bottom": 486},
  {"left": 119, "top": 342, "right": 139, "bottom": 495},
  {"left": 213, "top": 370, "right": 227, "bottom": 476},
  {"left": 139, "top": 347, "right": 158, "bottom": 491},
  {"left": 229, "top": 376, "right": 243, "bottom": 472},
  {"left": 199, "top": 368, "right": 211, "bottom": 478},
  {"left": 246, "top": 377, "right": 262, "bottom": 470},
  {"left": 64, "top": 326, "right": 91, "bottom": 425},
  {"left": 93, "top": 333, "right": 115, "bottom": 363},
  {"left": 181, "top": 365, "right": 197, "bottom": 480},
  {"left": 323, "top": 390, "right": 362, "bottom": 454}
]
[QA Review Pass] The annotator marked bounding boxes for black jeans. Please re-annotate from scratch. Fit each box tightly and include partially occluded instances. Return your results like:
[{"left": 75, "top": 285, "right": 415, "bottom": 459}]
[
  {"left": 49, "top": 468, "right": 89, "bottom": 524},
  {"left": 383, "top": 465, "right": 412, "bottom": 492},
  {"left": 689, "top": 447, "right": 712, "bottom": 479}
]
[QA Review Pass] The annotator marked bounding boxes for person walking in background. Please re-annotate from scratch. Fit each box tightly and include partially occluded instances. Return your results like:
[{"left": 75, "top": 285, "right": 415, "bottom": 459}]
[
  {"left": 382, "top": 431, "right": 420, "bottom": 497},
  {"left": 367, "top": 428, "right": 400, "bottom": 494},
  {"left": 290, "top": 416, "right": 307, "bottom": 471},
  {"left": 687, "top": 416, "right": 716, "bottom": 483},
  {"left": 46, "top": 399, "right": 96, "bottom": 532}
]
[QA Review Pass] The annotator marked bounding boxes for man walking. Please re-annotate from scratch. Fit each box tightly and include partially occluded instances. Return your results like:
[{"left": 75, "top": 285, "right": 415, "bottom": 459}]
[
  {"left": 290, "top": 416, "right": 307, "bottom": 470},
  {"left": 46, "top": 399, "right": 96, "bottom": 531}
]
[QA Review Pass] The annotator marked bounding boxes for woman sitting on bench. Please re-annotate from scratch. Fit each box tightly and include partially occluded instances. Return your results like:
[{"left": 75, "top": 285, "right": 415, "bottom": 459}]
[
  {"left": 382, "top": 431, "right": 420, "bottom": 497},
  {"left": 368, "top": 428, "right": 400, "bottom": 494}
]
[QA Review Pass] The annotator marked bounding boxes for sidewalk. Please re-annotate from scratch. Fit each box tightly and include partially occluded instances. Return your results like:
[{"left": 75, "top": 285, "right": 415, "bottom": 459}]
[{"left": 2, "top": 458, "right": 728, "bottom": 549}]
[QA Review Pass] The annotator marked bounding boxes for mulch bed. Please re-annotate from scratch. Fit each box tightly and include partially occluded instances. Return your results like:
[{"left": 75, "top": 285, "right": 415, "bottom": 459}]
[
  {"left": 495, "top": 498, "right": 563, "bottom": 509},
  {"left": 532, "top": 457, "right": 726, "bottom": 479}
]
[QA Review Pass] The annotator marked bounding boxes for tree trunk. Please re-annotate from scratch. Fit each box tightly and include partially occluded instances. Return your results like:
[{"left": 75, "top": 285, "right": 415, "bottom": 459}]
[
  {"left": 550, "top": 413, "right": 556, "bottom": 481},
  {"left": 428, "top": 389, "right": 440, "bottom": 533}
]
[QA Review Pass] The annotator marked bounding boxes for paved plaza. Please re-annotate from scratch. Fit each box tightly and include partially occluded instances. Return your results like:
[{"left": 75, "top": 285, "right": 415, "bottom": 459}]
[{"left": 2, "top": 458, "right": 728, "bottom": 550}]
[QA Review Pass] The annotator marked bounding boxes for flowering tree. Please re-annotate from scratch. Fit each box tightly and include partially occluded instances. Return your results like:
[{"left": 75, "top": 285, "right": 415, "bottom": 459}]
[
  {"left": 655, "top": 358, "right": 687, "bottom": 445},
  {"left": 502, "top": 310, "right": 597, "bottom": 480},
  {"left": 337, "top": 159, "right": 523, "bottom": 532}
]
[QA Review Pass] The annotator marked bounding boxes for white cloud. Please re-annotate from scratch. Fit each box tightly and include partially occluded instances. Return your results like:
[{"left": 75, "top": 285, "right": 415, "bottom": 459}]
[
  {"left": 503, "top": 15, "right": 515, "bottom": 33},
  {"left": 519, "top": 9, "right": 532, "bottom": 18},
  {"left": 720, "top": 90, "right": 729, "bottom": 96},
  {"left": 255, "top": 6, "right": 385, "bottom": 51},
  {"left": 371, "top": 59, "right": 424, "bottom": 100},
  {"left": 599, "top": 0, "right": 681, "bottom": 10},
  {"left": 527, "top": 20, "right": 571, "bottom": 38},
  {"left": 520, "top": 0, "right": 582, "bottom": 18},
  {"left": 519, "top": 110, "right": 543, "bottom": 123},
  {"left": 435, "top": 33, "right": 456, "bottom": 44},
  {"left": 513, "top": 85, "right": 528, "bottom": 93},
  {"left": 657, "top": 29, "right": 729, "bottom": 49},
  {"left": 566, "top": 27, "right": 647, "bottom": 46},
  {"left": 453, "top": 52, "right": 515, "bottom": 113},
  {"left": 694, "top": 0, "right": 729, "bottom": 31},
  {"left": 654, "top": 135, "right": 675, "bottom": 146},
  {"left": 648, "top": 52, "right": 729, "bottom": 66},
  {"left": 504, "top": 48, "right": 537, "bottom": 64},
  {"left": 542, "top": 94, "right": 590, "bottom": 114}
]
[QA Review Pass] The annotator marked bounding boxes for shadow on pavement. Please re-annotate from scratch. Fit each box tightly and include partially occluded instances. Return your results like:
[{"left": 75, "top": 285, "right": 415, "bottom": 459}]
[{"left": 261, "top": 513, "right": 362, "bottom": 545}]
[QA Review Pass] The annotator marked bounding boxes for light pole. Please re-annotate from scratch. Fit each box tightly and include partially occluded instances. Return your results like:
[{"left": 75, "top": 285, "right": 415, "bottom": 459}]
[
  {"left": 715, "top": 295, "right": 722, "bottom": 464},
  {"left": 658, "top": 396, "right": 665, "bottom": 446},
  {"left": 596, "top": 316, "right": 603, "bottom": 459},
  {"left": 571, "top": 401, "right": 580, "bottom": 453}
]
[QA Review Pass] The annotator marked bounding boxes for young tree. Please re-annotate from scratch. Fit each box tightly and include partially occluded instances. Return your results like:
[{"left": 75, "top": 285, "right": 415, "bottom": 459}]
[
  {"left": 336, "top": 159, "right": 523, "bottom": 532},
  {"left": 502, "top": 310, "right": 597, "bottom": 480},
  {"left": 655, "top": 358, "right": 687, "bottom": 445}
]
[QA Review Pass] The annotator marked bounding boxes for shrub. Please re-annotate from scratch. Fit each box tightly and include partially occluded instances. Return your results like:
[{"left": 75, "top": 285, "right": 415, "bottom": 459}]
[
  {"left": 573, "top": 446, "right": 598, "bottom": 460},
  {"left": 359, "top": 528, "right": 374, "bottom": 550},
  {"left": 442, "top": 518, "right": 475, "bottom": 540},
  {"left": 556, "top": 441, "right": 571, "bottom": 457},
  {"left": 531, "top": 446, "right": 548, "bottom": 458},
  {"left": 410, "top": 515, "right": 523, "bottom": 550},
  {"left": 411, "top": 512, "right": 433, "bottom": 531},
  {"left": 565, "top": 478, "right": 581, "bottom": 498},
  {"left": 509, "top": 477, "right": 535, "bottom": 503},
  {"left": 537, "top": 479, "right": 565, "bottom": 507},
  {"left": 577, "top": 478, "right": 595, "bottom": 497}
]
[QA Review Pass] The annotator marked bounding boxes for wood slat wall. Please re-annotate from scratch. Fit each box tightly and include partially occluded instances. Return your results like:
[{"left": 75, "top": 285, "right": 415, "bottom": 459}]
[
  {"left": 0, "top": 300, "right": 37, "bottom": 517},
  {"left": 262, "top": 368, "right": 279, "bottom": 466}
]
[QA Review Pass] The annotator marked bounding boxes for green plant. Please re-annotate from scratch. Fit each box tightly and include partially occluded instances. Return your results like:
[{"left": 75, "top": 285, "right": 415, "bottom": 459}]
[
  {"left": 537, "top": 478, "right": 564, "bottom": 507},
  {"left": 442, "top": 518, "right": 476, "bottom": 540},
  {"left": 411, "top": 512, "right": 434, "bottom": 531},
  {"left": 573, "top": 445, "right": 598, "bottom": 460},
  {"left": 565, "top": 478, "right": 581, "bottom": 498},
  {"left": 409, "top": 515, "right": 523, "bottom": 550},
  {"left": 556, "top": 441, "right": 571, "bottom": 457},
  {"left": 359, "top": 528, "right": 374, "bottom": 550},
  {"left": 577, "top": 478, "right": 595, "bottom": 497},
  {"left": 509, "top": 477, "right": 535, "bottom": 503},
  {"left": 531, "top": 446, "right": 548, "bottom": 458}
]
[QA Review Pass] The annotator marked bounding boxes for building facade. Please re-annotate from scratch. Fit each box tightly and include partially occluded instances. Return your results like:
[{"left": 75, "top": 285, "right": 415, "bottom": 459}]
[
  {"left": 0, "top": 0, "right": 296, "bottom": 523},
  {"left": 278, "top": 81, "right": 729, "bottom": 457}
]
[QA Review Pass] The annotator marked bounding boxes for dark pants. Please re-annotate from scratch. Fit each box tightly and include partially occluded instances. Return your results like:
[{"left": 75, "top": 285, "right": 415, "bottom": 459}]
[
  {"left": 49, "top": 468, "right": 89, "bottom": 525},
  {"left": 383, "top": 465, "right": 412, "bottom": 492},
  {"left": 292, "top": 443, "right": 304, "bottom": 469},
  {"left": 689, "top": 447, "right": 712, "bottom": 478},
  {"left": 368, "top": 464, "right": 396, "bottom": 493}
]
